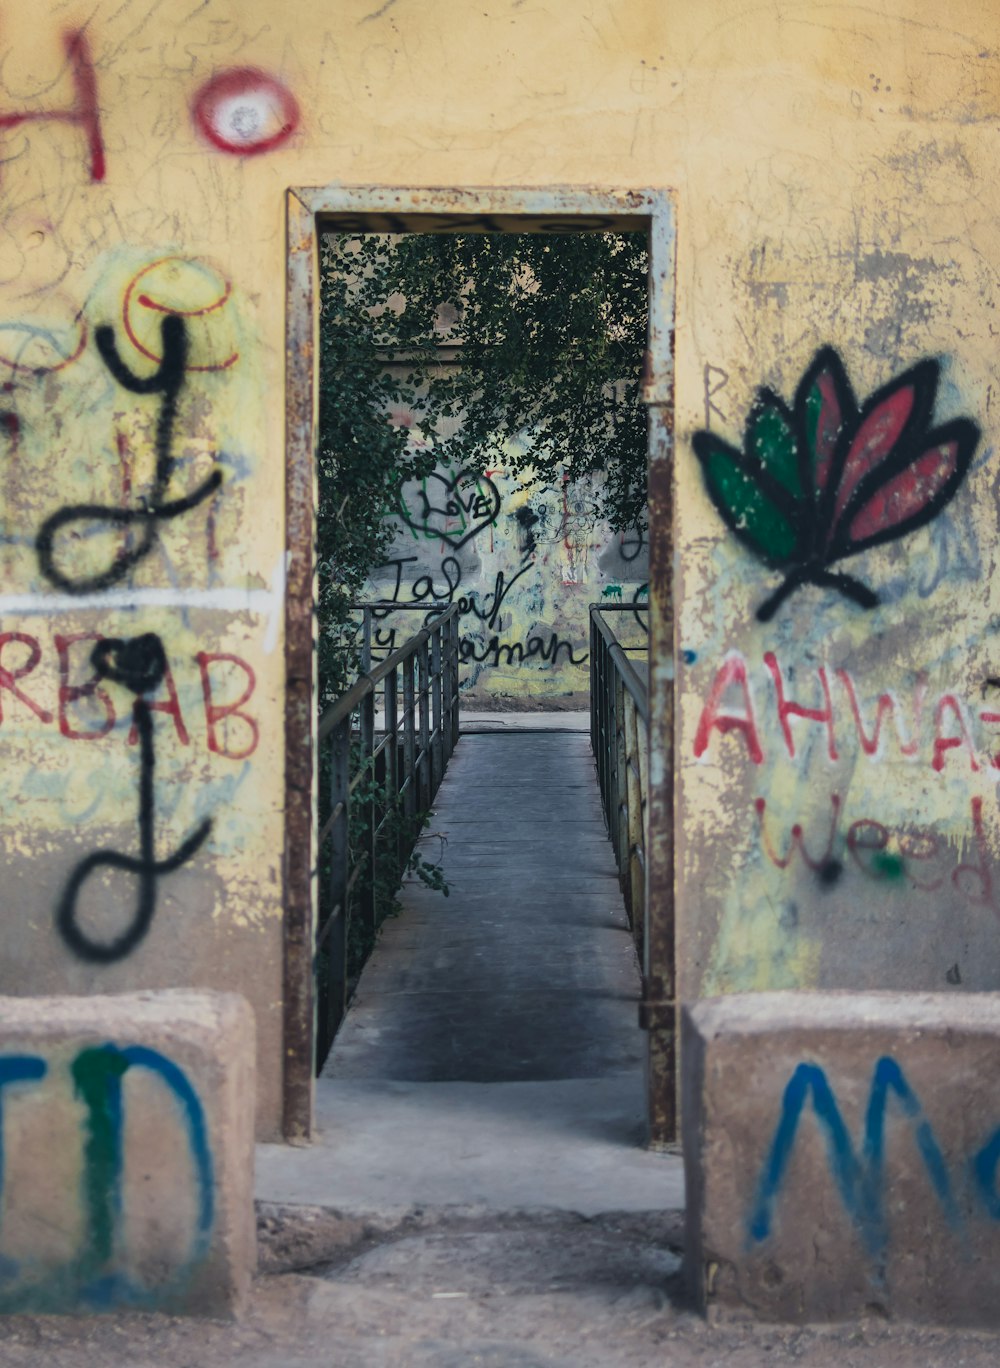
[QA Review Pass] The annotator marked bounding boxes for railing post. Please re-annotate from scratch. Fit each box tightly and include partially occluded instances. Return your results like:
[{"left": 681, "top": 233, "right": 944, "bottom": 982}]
[
  {"left": 625, "top": 691, "right": 644, "bottom": 952},
  {"left": 450, "top": 610, "right": 461, "bottom": 749},
  {"left": 418, "top": 637, "right": 431, "bottom": 812},
  {"left": 361, "top": 606, "right": 372, "bottom": 674},
  {"left": 324, "top": 719, "right": 350, "bottom": 1059},
  {"left": 403, "top": 655, "right": 417, "bottom": 828},
  {"left": 385, "top": 665, "right": 401, "bottom": 875},
  {"left": 431, "top": 627, "right": 443, "bottom": 798},
  {"left": 360, "top": 688, "right": 377, "bottom": 937},
  {"left": 614, "top": 671, "right": 628, "bottom": 879}
]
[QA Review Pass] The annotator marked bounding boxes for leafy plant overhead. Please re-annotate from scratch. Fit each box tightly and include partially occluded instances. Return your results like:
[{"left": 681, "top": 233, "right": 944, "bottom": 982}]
[
  {"left": 317, "top": 230, "right": 649, "bottom": 702},
  {"left": 692, "top": 347, "right": 981, "bottom": 622}
]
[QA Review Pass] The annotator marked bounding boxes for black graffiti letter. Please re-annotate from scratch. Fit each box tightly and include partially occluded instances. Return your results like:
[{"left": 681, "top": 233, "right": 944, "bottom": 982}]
[
  {"left": 36, "top": 314, "right": 223, "bottom": 594},
  {"left": 55, "top": 634, "right": 212, "bottom": 963}
]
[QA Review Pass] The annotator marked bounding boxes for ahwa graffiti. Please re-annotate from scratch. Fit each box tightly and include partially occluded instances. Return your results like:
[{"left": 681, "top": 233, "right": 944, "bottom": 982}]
[
  {"left": 693, "top": 348, "right": 981, "bottom": 621},
  {"left": 744, "top": 1054, "right": 1000, "bottom": 1274},
  {"left": 692, "top": 649, "right": 999, "bottom": 775},
  {"left": 0, "top": 1044, "right": 212, "bottom": 1310},
  {"left": 36, "top": 314, "right": 223, "bottom": 594},
  {"left": 55, "top": 634, "right": 212, "bottom": 964}
]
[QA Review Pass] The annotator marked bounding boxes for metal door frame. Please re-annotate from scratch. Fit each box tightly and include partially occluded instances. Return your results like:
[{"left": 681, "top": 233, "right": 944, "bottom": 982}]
[{"left": 283, "top": 185, "right": 677, "bottom": 1143}]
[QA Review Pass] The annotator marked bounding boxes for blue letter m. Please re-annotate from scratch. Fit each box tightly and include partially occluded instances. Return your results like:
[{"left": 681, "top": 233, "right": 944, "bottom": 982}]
[{"left": 747, "top": 1056, "right": 958, "bottom": 1261}]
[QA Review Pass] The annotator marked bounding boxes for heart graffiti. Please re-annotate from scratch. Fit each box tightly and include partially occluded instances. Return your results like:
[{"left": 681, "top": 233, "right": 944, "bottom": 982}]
[{"left": 397, "top": 467, "right": 501, "bottom": 550}]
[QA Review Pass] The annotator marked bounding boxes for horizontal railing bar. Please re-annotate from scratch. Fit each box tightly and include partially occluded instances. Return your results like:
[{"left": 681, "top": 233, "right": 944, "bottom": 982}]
[
  {"left": 315, "top": 907, "right": 342, "bottom": 949},
  {"left": 588, "top": 602, "right": 649, "bottom": 612},
  {"left": 317, "top": 801, "right": 345, "bottom": 849}
]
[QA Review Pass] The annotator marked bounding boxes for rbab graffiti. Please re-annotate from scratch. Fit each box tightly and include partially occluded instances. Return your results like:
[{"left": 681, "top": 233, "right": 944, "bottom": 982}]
[
  {"left": 0, "top": 1043, "right": 212, "bottom": 1312},
  {"left": 693, "top": 348, "right": 982, "bottom": 622},
  {"left": 0, "top": 628, "right": 258, "bottom": 758}
]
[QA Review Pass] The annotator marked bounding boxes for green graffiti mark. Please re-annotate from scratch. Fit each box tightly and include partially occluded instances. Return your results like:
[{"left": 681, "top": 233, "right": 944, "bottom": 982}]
[
  {"left": 873, "top": 851, "right": 905, "bottom": 881},
  {"left": 71, "top": 1046, "right": 129, "bottom": 1273}
]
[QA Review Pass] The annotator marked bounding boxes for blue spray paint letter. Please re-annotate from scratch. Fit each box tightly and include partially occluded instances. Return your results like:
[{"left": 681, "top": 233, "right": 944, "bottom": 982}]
[{"left": 747, "top": 1056, "right": 958, "bottom": 1266}]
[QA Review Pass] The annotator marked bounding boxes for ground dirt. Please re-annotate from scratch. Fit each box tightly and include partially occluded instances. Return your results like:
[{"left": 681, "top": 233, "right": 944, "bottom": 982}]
[{"left": 0, "top": 1205, "right": 998, "bottom": 1366}]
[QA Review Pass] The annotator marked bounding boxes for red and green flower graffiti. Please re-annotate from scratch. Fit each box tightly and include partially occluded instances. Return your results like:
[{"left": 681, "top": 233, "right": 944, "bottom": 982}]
[{"left": 692, "top": 348, "right": 981, "bottom": 622}]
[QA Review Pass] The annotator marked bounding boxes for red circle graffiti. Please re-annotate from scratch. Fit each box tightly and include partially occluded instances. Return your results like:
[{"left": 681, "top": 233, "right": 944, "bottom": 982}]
[
  {"left": 122, "top": 257, "right": 239, "bottom": 373},
  {"left": 191, "top": 67, "right": 299, "bottom": 156}
]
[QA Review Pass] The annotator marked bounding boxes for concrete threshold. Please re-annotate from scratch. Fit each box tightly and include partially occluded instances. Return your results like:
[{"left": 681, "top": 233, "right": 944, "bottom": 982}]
[{"left": 256, "top": 1072, "right": 683, "bottom": 1220}]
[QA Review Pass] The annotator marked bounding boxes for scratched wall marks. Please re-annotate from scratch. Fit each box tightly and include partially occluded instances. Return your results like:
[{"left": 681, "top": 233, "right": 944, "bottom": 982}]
[{"left": 368, "top": 448, "right": 648, "bottom": 705}]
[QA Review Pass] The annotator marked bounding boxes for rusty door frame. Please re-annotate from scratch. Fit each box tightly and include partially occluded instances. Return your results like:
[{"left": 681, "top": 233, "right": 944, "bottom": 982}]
[{"left": 283, "top": 185, "right": 676, "bottom": 1143}]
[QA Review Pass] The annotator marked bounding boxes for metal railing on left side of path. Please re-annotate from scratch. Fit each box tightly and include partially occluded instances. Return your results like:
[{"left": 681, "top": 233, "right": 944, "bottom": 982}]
[
  {"left": 590, "top": 602, "right": 649, "bottom": 956},
  {"left": 315, "top": 604, "right": 460, "bottom": 1071}
]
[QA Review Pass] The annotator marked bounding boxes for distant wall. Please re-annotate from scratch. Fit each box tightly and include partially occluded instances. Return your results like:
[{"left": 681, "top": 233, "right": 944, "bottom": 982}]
[{"left": 368, "top": 447, "right": 649, "bottom": 707}]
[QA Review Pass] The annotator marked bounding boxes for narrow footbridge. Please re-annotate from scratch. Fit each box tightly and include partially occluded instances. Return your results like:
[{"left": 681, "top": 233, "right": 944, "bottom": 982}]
[
  {"left": 262, "top": 604, "right": 677, "bottom": 1211},
  {"left": 326, "top": 726, "right": 642, "bottom": 1087}
]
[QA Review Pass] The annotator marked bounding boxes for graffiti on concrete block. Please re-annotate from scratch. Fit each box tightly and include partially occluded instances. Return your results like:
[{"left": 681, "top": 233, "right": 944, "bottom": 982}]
[
  {"left": 55, "top": 634, "right": 212, "bottom": 964},
  {"left": 0, "top": 1044, "right": 212, "bottom": 1311},
  {"left": 745, "top": 1055, "right": 992, "bottom": 1271},
  {"left": 692, "top": 348, "right": 981, "bottom": 621}
]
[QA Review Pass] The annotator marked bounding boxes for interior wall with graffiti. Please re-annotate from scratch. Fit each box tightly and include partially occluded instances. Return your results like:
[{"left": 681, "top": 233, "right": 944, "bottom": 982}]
[{"left": 367, "top": 434, "right": 649, "bottom": 706}]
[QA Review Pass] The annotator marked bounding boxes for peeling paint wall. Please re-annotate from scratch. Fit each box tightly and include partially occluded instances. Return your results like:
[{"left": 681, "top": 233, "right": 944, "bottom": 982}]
[{"left": 4, "top": 0, "right": 1000, "bottom": 1136}]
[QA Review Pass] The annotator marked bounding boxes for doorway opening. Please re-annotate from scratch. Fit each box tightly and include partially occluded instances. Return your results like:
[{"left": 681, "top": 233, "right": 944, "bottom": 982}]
[{"left": 283, "top": 189, "right": 675, "bottom": 1144}]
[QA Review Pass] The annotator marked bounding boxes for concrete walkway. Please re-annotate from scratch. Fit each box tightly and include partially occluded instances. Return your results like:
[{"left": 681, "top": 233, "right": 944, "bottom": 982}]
[{"left": 257, "top": 727, "right": 683, "bottom": 1216}]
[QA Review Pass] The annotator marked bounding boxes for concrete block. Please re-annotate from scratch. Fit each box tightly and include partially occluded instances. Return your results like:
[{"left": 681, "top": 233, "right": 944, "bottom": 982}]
[
  {"left": 683, "top": 992, "right": 1000, "bottom": 1327},
  {"left": 0, "top": 990, "right": 255, "bottom": 1317}
]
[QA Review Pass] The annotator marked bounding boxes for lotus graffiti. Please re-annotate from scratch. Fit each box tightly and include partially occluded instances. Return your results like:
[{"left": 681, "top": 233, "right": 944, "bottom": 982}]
[{"left": 692, "top": 347, "right": 981, "bottom": 622}]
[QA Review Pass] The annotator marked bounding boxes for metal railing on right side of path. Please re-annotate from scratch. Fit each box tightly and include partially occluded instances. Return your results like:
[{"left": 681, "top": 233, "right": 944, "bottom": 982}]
[
  {"left": 315, "top": 604, "right": 460, "bottom": 1071},
  {"left": 589, "top": 602, "right": 649, "bottom": 965}
]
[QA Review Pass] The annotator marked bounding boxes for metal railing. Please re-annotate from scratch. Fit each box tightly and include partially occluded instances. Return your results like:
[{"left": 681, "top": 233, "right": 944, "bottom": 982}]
[
  {"left": 315, "top": 604, "right": 460, "bottom": 1069},
  {"left": 590, "top": 603, "right": 649, "bottom": 960}
]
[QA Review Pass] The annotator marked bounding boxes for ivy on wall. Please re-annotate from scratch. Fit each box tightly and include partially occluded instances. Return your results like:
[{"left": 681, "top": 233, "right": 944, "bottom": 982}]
[{"left": 317, "top": 231, "right": 648, "bottom": 705}]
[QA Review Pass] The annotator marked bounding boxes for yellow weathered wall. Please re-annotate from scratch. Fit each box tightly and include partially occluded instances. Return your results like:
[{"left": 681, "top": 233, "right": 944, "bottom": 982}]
[{"left": 4, "top": 0, "right": 999, "bottom": 1136}]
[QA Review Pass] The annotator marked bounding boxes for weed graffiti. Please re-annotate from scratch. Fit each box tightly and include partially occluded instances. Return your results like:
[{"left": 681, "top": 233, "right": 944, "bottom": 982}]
[
  {"left": 747, "top": 1056, "right": 978, "bottom": 1272},
  {"left": 55, "top": 634, "right": 212, "bottom": 964},
  {"left": 754, "top": 793, "right": 994, "bottom": 908},
  {"left": 36, "top": 314, "right": 223, "bottom": 595},
  {"left": 693, "top": 348, "right": 981, "bottom": 621},
  {"left": 0, "top": 1044, "right": 212, "bottom": 1311}
]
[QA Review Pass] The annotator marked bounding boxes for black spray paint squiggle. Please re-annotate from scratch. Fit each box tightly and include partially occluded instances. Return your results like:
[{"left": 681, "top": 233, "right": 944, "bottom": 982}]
[
  {"left": 55, "top": 634, "right": 212, "bottom": 963},
  {"left": 36, "top": 314, "right": 222, "bottom": 593}
]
